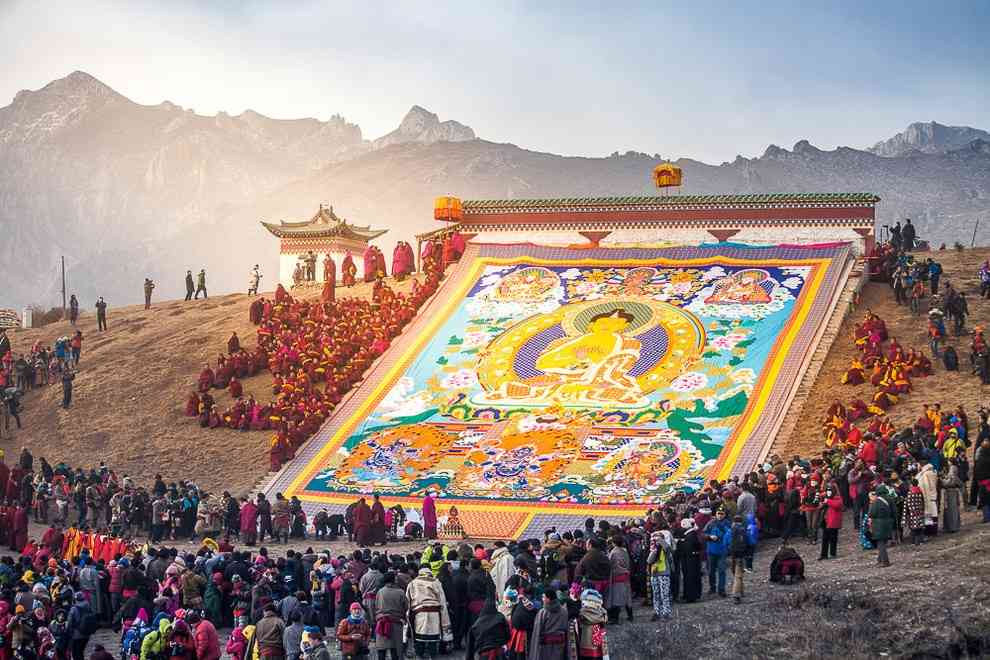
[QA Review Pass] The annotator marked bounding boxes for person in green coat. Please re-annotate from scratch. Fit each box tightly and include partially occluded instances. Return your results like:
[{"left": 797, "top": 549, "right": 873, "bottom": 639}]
[
  {"left": 868, "top": 489, "right": 894, "bottom": 567},
  {"left": 204, "top": 574, "right": 224, "bottom": 625}
]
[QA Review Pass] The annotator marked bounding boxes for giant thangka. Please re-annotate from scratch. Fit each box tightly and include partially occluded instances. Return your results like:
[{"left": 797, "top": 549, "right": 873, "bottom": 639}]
[{"left": 275, "top": 242, "right": 853, "bottom": 538}]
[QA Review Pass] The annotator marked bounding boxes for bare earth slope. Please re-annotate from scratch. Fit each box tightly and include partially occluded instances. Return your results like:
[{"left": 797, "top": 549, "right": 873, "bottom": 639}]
[
  {"left": 784, "top": 246, "right": 990, "bottom": 458},
  {"left": 2, "top": 279, "right": 402, "bottom": 495}
]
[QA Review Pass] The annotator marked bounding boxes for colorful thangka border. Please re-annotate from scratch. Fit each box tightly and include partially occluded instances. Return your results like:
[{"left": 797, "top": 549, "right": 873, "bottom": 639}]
[{"left": 270, "top": 242, "right": 853, "bottom": 538}]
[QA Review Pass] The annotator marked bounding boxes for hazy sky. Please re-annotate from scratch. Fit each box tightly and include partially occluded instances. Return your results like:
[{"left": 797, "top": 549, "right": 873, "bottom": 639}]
[{"left": 2, "top": 0, "right": 988, "bottom": 163}]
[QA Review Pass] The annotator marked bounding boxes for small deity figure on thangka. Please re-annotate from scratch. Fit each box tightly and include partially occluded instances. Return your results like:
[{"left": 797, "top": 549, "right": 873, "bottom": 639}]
[{"left": 705, "top": 269, "right": 774, "bottom": 304}]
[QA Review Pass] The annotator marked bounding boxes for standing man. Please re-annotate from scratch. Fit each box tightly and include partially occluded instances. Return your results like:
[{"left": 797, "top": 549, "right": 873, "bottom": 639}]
[
  {"left": 902, "top": 218, "right": 916, "bottom": 251},
  {"left": 185, "top": 270, "right": 195, "bottom": 301},
  {"left": 95, "top": 297, "right": 108, "bottom": 331},
  {"left": 62, "top": 368, "right": 75, "bottom": 409},
  {"left": 195, "top": 269, "right": 208, "bottom": 299},
  {"left": 68, "top": 295, "right": 79, "bottom": 325},
  {"left": 254, "top": 604, "right": 286, "bottom": 660},
  {"left": 248, "top": 265, "right": 262, "bottom": 296},
  {"left": 68, "top": 591, "right": 95, "bottom": 660},
  {"left": 928, "top": 258, "right": 942, "bottom": 295},
  {"left": 143, "top": 278, "right": 155, "bottom": 309}
]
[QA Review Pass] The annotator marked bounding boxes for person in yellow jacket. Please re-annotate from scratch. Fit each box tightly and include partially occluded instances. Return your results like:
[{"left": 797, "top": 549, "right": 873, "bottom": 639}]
[{"left": 140, "top": 618, "right": 173, "bottom": 660}]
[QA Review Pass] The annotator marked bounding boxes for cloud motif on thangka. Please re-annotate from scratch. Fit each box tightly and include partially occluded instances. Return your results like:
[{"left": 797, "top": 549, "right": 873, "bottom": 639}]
[
  {"left": 377, "top": 377, "right": 432, "bottom": 420},
  {"left": 685, "top": 278, "right": 795, "bottom": 320}
]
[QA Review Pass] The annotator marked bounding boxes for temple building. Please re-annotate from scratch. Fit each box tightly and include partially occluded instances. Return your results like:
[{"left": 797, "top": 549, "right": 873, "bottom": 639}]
[
  {"left": 261, "top": 205, "right": 387, "bottom": 287},
  {"left": 433, "top": 192, "right": 878, "bottom": 255}
]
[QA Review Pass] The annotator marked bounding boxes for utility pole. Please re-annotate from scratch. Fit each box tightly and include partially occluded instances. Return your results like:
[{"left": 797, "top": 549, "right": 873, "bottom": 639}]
[
  {"left": 61, "top": 256, "right": 66, "bottom": 316},
  {"left": 972, "top": 217, "right": 981, "bottom": 248}
]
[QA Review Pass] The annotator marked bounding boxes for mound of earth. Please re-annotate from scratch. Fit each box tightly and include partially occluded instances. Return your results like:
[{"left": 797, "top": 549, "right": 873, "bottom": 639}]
[{"left": 2, "top": 278, "right": 412, "bottom": 495}]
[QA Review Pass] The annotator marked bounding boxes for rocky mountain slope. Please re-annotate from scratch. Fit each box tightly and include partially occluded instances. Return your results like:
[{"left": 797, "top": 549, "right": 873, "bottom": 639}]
[
  {"left": 371, "top": 105, "right": 474, "bottom": 150},
  {"left": 869, "top": 120, "right": 990, "bottom": 157},
  {"left": 2, "top": 72, "right": 989, "bottom": 309}
]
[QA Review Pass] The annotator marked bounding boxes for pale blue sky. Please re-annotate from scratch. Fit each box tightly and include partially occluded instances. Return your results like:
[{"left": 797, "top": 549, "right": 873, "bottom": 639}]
[{"left": 1, "top": 0, "right": 987, "bottom": 162}]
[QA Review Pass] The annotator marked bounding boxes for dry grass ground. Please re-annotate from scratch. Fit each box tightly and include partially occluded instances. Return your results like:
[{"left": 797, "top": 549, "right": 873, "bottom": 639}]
[
  {"left": 2, "top": 278, "right": 412, "bottom": 495},
  {"left": 784, "top": 246, "right": 990, "bottom": 458}
]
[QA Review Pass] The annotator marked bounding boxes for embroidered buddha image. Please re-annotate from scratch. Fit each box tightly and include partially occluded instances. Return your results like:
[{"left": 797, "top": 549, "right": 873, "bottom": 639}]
[{"left": 704, "top": 268, "right": 774, "bottom": 304}]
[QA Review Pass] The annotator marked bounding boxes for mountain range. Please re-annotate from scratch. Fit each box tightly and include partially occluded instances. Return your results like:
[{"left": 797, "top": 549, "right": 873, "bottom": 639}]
[{"left": 1, "top": 71, "right": 989, "bottom": 309}]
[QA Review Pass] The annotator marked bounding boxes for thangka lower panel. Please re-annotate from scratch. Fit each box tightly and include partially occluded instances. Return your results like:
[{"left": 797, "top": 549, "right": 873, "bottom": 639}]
[{"left": 278, "top": 242, "right": 851, "bottom": 537}]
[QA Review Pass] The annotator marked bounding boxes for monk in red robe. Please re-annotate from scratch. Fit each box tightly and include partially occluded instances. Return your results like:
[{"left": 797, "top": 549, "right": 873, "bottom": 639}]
[
  {"left": 352, "top": 498, "right": 372, "bottom": 546},
  {"left": 841, "top": 359, "right": 865, "bottom": 385},
  {"left": 369, "top": 495, "right": 387, "bottom": 545},
  {"left": 275, "top": 283, "right": 290, "bottom": 305},
  {"left": 392, "top": 243, "right": 409, "bottom": 281},
  {"left": 10, "top": 504, "right": 27, "bottom": 553},
  {"left": 0, "top": 457, "right": 9, "bottom": 505},
  {"left": 342, "top": 254, "right": 357, "bottom": 287},
  {"left": 185, "top": 393, "right": 200, "bottom": 417},
  {"left": 198, "top": 366, "right": 214, "bottom": 393},
  {"left": 321, "top": 260, "right": 336, "bottom": 303},
  {"left": 363, "top": 246, "right": 377, "bottom": 283},
  {"left": 228, "top": 332, "right": 241, "bottom": 355}
]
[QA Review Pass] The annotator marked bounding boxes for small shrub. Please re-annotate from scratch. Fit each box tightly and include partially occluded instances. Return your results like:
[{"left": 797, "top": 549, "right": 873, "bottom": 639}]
[{"left": 27, "top": 305, "right": 65, "bottom": 328}]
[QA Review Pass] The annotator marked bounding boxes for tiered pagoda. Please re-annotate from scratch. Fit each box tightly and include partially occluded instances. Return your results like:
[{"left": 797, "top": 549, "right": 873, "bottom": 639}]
[{"left": 261, "top": 205, "right": 387, "bottom": 287}]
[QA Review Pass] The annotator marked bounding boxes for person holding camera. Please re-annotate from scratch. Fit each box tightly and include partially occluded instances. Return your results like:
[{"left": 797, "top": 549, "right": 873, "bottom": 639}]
[{"left": 819, "top": 487, "right": 844, "bottom": 559}]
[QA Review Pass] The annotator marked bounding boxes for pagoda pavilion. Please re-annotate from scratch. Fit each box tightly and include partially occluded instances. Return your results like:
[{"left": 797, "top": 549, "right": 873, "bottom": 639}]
[{"left": 261, "top": 205, "right": 387, "bottom": 287}]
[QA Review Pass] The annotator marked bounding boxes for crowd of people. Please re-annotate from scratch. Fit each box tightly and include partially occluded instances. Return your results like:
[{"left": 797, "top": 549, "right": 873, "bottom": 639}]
[
  {"left": 0, "top": 419, "right": 986, "bottom": 660},
  {"left": 1, "top": 329, "right": 82, "bottom": 436},
  {"left": 186, "top": 235, "right": 466, "bottom": 471}
]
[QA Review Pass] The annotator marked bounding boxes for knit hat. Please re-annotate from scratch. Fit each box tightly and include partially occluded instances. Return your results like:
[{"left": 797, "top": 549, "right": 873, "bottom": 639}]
[
  {"left": 418, "top": 567, "right": 432, "bottom": 578},
  {"left": 349, "top": 603, "right": 363, "bottom": 613},
  {"left": 580, "top": 589, "right": 603, "bottom": 607}
]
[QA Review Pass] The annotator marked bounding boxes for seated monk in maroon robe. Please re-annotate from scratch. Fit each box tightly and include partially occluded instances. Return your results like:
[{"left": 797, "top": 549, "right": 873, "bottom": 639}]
[
  {"left": 229, "top": 376, "right": 243, "bottom": 399},
  {"left": 198, "top": 366, "right": 215, "bottom": 393},
  {"left": 185, "top": 393, "right": 200, "bottom": 417},
  {"left": 848, "top": 399, "right": 869, "bottom": 421}
]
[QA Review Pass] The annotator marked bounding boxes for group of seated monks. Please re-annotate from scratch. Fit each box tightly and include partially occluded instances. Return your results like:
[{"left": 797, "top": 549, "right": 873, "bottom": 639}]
[
  {"left": 184, "top": 240, "right": 450, "bottom": 471},
  {"left": 824, "top": 311, "right": 933, "bottom": 448}
]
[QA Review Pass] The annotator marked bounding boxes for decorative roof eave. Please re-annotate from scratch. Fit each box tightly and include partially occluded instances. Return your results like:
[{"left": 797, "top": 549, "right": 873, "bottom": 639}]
[
  {"left": 261, "top": 221, "right": 388, "bottom": 241},
  {"left": 459, "top": 192, "right": 880, "bottom": 216},
  {"left": 416, "top": 223, "right": 462, "bottom": 241},
  {"left": 461, "top": 217, "right": 876, "bottom": 233}
]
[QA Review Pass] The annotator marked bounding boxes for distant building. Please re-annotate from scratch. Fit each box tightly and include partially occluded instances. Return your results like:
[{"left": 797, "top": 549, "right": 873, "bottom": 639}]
[
  {"left": 0, "top": 309, "right": 20, "bottom": 330},
  {"left": 261, "top": 205, "right": 388, "bottom": 288}
]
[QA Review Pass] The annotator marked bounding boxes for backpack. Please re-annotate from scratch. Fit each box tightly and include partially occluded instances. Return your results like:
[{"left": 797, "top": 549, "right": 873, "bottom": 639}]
[
  {"left": 729, "top": 525, "right": 748, "bottom": 558},
  {"left": 121, "top": 623, "right": 153, "bottom": 659},
  {"left": 79, "top": 610, "right": 99, "bottom": 637}
]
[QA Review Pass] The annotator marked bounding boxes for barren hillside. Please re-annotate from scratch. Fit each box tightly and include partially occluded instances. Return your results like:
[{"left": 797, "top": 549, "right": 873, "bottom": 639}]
[
  {"left": 2, "top": 278, "right": 410, "bottom": 495},
  {"left": 784, "top": 246, "right": 990, "bottom": 457}
]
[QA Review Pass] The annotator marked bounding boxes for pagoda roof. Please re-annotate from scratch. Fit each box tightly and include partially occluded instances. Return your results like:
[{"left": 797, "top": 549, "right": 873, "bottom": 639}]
[
  {"left": 261, "top": 206, "right": 388, "bottom": 240},
  {"left": 461, "top": 192, "right": 879, "bottom": 215}
]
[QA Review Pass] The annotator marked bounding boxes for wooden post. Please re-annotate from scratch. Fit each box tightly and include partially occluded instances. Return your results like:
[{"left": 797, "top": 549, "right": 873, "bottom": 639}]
[{"left": 61, "top": 256, "right": 66, "bottom": 318}]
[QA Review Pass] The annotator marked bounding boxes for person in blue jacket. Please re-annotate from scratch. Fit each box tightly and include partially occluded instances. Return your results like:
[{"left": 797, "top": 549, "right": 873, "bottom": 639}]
[{"left": 702, "top": 508, "right": 732, "bottom": 597}]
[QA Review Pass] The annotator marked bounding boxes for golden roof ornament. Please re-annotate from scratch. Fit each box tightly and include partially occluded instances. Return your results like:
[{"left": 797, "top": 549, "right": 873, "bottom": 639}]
[{"left": 653, "top": 162, "right": 683, "bottom": 190}]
